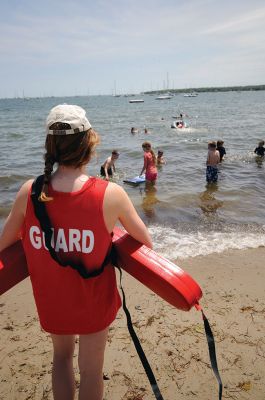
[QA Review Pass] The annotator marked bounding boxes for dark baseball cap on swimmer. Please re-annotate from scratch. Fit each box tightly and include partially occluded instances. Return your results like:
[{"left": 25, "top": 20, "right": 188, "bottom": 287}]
[{"left": 46, "top": 104, "right": 91, "bottom": 135}]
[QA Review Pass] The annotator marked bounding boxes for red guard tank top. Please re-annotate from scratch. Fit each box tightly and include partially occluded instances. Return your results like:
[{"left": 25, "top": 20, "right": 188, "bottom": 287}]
[{"left": 22, "top": 177, "right": 121, "bottom": 334}]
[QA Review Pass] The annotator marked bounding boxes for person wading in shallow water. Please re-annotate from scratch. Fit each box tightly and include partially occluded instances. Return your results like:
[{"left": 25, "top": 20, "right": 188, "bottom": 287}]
[
  {"left": 0, "top": 104, "right": 152, "bottom": 400},
  {"left": 254, "top": 140, "right": 265, "bottom": 157},
  {"left": 100, "top": 149, "right": 120, "bottom": 181},
  {"left": 216, "top": 140, "right": 226, "bottom": 162},
  {"left": 206, "top": 141, "right": 220, "bottom": 183},
  {"left": 140, "top": 141, "right": 158, "bottom": 185},
  {"left": 156, "top": 150, "right": 165, "bottom": 165}
]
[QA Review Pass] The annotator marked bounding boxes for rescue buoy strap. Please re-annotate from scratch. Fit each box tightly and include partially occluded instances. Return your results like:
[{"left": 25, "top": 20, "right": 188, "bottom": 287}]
[
  {"left": 113, "top": 252, "right": 223, "bottom": 399},
  {"left": 116, "top": 264, "right": 164, "bottom": 400},
  {"left": 201, "top": 310, "right": 223, "bottom": 400}
]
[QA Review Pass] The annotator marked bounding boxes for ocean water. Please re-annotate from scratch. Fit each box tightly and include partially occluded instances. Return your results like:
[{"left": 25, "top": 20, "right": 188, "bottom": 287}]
[{"left": 0, "top": 91, "right": 265, "bottom": 259}]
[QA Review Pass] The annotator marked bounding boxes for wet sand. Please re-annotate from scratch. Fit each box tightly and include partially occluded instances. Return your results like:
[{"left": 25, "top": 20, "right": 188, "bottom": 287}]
[{"left": 1, "top": 246, "right": 265, "bottom": 399}]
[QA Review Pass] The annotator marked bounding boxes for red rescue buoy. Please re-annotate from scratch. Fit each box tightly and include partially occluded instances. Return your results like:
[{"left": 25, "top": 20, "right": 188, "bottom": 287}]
[{"left": 0, "top": 227, "right": 202, "bottom": 312}]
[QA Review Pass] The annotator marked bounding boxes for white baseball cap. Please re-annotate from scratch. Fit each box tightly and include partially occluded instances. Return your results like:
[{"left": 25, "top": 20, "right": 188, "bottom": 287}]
[{"left": 46, "top": 104, "right": 91, "bottom": 135}]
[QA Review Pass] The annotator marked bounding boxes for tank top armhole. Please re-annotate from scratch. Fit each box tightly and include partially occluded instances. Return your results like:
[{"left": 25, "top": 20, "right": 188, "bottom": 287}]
[
  {"left": 21, "top": 184, "right": 33, "bottom": 240},
  {"left": 95, "top": 179, "right": 112, "bottom": 237}
]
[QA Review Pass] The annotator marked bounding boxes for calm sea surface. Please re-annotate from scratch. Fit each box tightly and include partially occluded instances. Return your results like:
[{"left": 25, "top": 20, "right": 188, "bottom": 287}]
[{"left": 0, "top": 91, "right": 265, "bottom": 259}]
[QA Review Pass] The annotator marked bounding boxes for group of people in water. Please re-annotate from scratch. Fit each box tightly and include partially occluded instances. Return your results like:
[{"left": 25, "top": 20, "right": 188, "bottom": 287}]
[
  {"left": 100, "top": 137, "right": 264, "bottom": 187},
  {"left": 206, "top": 139, "right": 264, "bottom": 183},
  {"left": 100, "top": 143, "right": 165, "bottom": 183},
  {"left": 131, "top": 127, "right": 149, "bottom": 134},
  {"left": 100, "top": 139, "right": 227, "bottom": 186}
]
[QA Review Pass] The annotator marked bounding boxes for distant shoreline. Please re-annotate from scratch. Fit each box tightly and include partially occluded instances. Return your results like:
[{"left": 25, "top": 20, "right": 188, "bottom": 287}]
[
  {"left": 144, "top": 84, "right": 265, "bottom": 95},
  {"left": 1, "top": 84, "right": 265, "bottom": 100}
]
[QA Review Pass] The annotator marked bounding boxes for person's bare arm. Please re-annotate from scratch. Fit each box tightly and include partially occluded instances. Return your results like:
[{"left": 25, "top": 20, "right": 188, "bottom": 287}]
[
  {"left": 140, "top": 155, "right": 147, "bottom": 176},
  {"left": 206, "top": 151, "right": 210, "bottom": 165},
  {"left": 0, "top": 180, "right": 33, "bottom": 251},
  {"left": 104, "top": 158, "right": 112, "bottom": 180},
  {"left": 103, "top": 183, "right": 152, "bottom": 248}
]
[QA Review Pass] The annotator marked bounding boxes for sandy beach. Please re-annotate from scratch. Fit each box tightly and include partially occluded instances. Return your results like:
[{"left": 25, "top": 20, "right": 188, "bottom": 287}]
[{"left": 1, "top": 246, "right": 265, "bottom": 400}]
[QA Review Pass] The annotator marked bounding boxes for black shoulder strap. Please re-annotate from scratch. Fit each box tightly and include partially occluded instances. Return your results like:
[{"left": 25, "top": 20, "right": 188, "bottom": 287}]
[{"left": 31, "top": 175, "right": 112, "bottom": 279}]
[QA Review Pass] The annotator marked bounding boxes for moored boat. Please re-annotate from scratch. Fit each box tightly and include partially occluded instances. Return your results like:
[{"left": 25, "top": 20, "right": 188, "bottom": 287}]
[
  {"left": 155, "top": 94, "right": 173, "bottom": 100},
  {"left": 183, "top": 92, "right": 198, "bottom": 97},
  {"left": 129, "top": 99, "right": 144, "bottom": 103}
]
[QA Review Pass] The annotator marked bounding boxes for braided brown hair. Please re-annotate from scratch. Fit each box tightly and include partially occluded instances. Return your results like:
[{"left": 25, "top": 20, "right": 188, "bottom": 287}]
[{"left": 39, "top": 123, "right": 100, "bottom": 202}]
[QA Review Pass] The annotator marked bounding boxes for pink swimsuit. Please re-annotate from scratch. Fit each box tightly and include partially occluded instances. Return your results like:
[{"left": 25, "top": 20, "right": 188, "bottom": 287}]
[{"left": 144, "top": 152, "right": 158, "bottom": 182}]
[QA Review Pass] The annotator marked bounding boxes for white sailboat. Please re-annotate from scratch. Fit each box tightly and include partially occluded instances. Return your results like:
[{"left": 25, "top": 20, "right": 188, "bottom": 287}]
[
  {"left": 155, "top": 93, "right": 174, "bottom": 100},
  {"left": 129, "top": 99, "right": 144, "bottom": 103},
  {"left": 112, "top": 80, "right": 121, "bottom": 97}
]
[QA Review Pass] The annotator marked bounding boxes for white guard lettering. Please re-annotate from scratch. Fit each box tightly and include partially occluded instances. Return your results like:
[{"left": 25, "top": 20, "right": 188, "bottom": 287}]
[
  {"left": 82, "top": 230, "right": 94, "bottom": 254},
  {"left": 55, "top": 228, "right": 68, "bottom": 252},
  {"left": 69, "top": 229, "right": 81, "bottom": 252},
  {"left": 29, "top": 226, "right": 95, "bottom": 254},
  {"left": 29, "top": 226, "right": 42, "bottom": 249}
]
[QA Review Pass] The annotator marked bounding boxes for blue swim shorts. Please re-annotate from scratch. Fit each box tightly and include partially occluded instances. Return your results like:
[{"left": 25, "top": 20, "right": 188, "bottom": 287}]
[{"left": 206, "top": 166, "right": 218, "bottom": 183}]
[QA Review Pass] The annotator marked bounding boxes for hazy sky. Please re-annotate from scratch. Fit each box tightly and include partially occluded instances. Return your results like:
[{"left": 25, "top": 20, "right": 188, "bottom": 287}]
[{"left": 1, "top": 0, "right": 265, "bottom": 97}]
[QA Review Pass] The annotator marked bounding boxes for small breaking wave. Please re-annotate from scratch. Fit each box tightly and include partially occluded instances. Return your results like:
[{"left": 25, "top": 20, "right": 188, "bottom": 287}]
[{"left": 149, "top": 224, "right": 265, "bottom": 260}]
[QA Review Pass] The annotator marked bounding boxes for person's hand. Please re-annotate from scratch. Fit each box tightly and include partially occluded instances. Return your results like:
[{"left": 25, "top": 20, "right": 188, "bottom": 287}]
[{"left": 106, "top": 176, "right": 109, "bottom": 181}]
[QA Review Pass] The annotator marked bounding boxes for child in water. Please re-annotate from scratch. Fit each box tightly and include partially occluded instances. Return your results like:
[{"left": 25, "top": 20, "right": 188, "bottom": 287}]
[
  {"left": 206, "top": 141, "right": 220, "bottom": 183},
  {"left": 100, "top": 150, "right": 120, "bottom": 180},
  {"left": 216, "top": 140, "right": 226, "bottom": 161},
  {"left": 157, "top": 150, "right": 165, "bottom": 165},
  {"left": 140, "top": 141, "right": 158, "bottom": 183},
  {"left": 131, "top": 127, "right": 138, "bottom": 134},
  {"left": 254, "top": 140, "right": 265, "bottom": 157}
]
